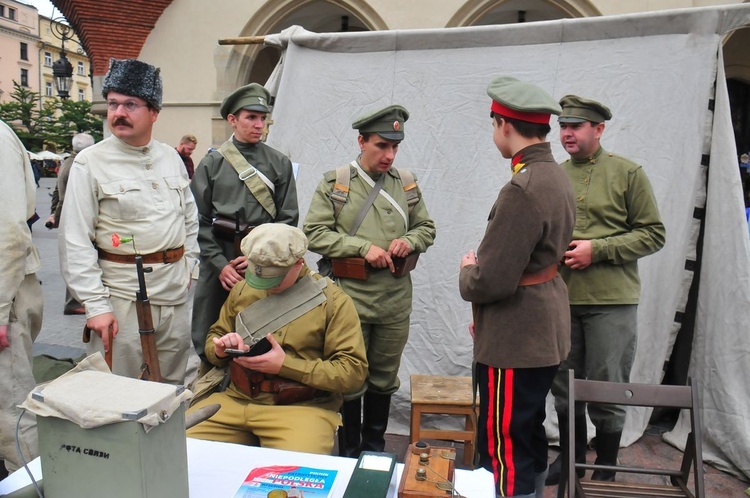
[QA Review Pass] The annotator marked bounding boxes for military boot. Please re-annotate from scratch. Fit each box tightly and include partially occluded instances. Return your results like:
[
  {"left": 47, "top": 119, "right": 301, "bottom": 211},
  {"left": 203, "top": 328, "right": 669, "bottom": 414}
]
[
  {"left": 360, "top": 391, "right": 391, "bottom": 453},
  {"left": 338, "top": 398, "right": 362, "bottom": 458},
  {"left": 546, "top": 413, "right": 587, "bottom": 486},
  {"left": 591, "top": 430, "right": 622, "bottom": 481}
]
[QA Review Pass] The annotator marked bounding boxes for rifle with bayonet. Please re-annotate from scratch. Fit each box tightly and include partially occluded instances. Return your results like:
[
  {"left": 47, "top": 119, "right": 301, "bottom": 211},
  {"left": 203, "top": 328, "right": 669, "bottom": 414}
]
[{"left": 136, "top": 255, "right": 162, "bottom": 382}]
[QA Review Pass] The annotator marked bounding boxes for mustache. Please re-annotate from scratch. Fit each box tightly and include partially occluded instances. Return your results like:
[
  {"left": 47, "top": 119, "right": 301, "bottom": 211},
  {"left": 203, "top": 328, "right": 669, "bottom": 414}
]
[{"left": 113, "top": 118, "right": 131, "bottom": 127}]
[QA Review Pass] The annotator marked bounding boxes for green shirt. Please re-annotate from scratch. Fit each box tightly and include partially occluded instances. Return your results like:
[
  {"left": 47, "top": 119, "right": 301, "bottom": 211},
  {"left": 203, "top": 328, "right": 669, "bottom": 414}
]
[
  {"left": 560, "top": 146, "right": 665, "bottom": 304},
  {"left": 303, "top": 162, "right": 436, "bottom": 323}
]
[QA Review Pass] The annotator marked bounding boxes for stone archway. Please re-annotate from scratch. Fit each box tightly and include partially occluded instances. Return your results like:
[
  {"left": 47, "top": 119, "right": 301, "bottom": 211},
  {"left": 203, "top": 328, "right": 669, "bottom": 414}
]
[
  {"left": 219, "top": 0, "right": 388, "bottom": 93},
  {"left": 446, "top": 0, "right": 600, "bottom": 27}
]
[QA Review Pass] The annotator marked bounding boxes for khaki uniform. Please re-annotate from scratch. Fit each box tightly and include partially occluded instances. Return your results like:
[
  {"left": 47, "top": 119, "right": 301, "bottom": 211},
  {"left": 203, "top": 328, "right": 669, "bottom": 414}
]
[
  {"left": 186, "top": 266, "right": 367, "bottom": 454},
  {"left": 60, "top": 136, "right": 200, "bottom": 384},
  {"left": 303, "top": 162, "right": 436, "bottom": 395},
  {"left": 552, "top": 146, "right": 665, "bottom": 430},
  {"left": 189, "top": 139, "right": 298, "bottom": 356},
  {"left": 0, "top": 120, "right": 43, "bottom": 471}
]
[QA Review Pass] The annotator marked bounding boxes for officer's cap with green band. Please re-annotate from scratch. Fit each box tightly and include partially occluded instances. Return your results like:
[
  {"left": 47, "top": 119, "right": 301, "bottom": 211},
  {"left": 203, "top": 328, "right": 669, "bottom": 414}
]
[
  {"left": 487, "top": 76, "right": 561, "bottom": 124},
  {"left": 352, "top": 104, "right": 409, "bottom": 141},
  {"left": 240, "top": 224, "right": 308, "bottom": 290},
  {"left": 220, "top": 83, "right": 271, "bottom": 120},
  {"left": 558, "top": 95, "right": 612, "bottom": 124}
]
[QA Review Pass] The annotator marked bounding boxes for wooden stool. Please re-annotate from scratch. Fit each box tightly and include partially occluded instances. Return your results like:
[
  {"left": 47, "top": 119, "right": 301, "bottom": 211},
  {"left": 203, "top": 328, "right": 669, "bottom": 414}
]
[{"left": 410, "top": 374, "right": 477, "bottom": 467}]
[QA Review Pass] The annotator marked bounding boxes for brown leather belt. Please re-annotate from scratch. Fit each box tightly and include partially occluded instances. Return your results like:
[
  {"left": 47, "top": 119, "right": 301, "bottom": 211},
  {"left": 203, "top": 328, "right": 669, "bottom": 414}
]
[
  {"left": 518, "top": 264, "right": 558, "bottom": 286},
  {"left": 97, "top": 246, "right": 184, "bottom": 264},
  {"left": 229, "top": 362, "right": 325, "bottom": 405}
]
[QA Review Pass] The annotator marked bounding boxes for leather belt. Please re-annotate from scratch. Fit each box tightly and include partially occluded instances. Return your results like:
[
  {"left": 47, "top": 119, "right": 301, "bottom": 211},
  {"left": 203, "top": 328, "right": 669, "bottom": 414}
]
[
  {"left": 518, "top": 264, "right": 558, "bottom": 286},
  {"left": 97, "top": 246, "right": 185, "bottom": 264}
]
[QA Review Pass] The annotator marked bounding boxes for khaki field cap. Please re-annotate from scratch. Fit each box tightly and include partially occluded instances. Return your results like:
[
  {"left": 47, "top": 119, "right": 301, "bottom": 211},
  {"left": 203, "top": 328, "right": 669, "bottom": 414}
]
[
  {"left": 558, "top": 95, "right": 613, "bottom": 124},
  {"left": 220, "top": 83, "right": 271, "bottom": 119},
  {"left": 240, "top": 224, "right": 308, "bottom": 290},
  {"left": 352, "top": 104, "right": 409, "bottom": 141},
  {"left": 487, "top": 76, "right": 561, "bottom": 124}
]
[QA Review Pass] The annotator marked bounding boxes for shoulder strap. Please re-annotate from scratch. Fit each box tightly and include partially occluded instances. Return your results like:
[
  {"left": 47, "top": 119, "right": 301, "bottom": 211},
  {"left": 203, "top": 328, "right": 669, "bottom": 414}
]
[
  {"left": 393, "top": 168, "right": 420, "bottom": 215},
  {"left": 218, "top": 140, "right": 277, "bottom": 219},
  {"left": 330, "top": 165, "right": 351, "bottom": 220},
  {"left": 235, "top": 275, "right": 326, "bottom": 341}
]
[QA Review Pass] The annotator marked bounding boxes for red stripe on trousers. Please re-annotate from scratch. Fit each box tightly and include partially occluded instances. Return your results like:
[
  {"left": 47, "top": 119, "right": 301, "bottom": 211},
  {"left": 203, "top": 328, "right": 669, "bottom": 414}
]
[{"left": 502, "top": 369, "right": 516, "bottom": 496}]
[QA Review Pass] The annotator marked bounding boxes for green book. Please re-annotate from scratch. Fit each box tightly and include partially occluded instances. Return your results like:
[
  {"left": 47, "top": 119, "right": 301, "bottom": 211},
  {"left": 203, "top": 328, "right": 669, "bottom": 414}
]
[{"left": 342, "top": 451, "right": 397, "bottom": 498}]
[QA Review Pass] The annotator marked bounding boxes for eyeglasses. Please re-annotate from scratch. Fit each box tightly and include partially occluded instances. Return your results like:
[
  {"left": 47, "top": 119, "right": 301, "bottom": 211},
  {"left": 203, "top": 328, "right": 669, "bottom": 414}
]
[{"left": 107, "top": 101, "right": 149, "bottom": 112}]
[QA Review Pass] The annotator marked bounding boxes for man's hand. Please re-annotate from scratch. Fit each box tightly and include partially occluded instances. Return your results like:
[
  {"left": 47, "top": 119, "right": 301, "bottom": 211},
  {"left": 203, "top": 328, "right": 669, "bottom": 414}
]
[
  {"left": 460, "top": 250, "right": 478, "bottom": 269},
  {"left": 86, "top": 312, "right": 118, "bottom": 352},
  {"left": 0, "top": 324, "right": 9, "bottom": 352},
  {"left": 564, "top": 240, "right": 593, "bottom": 270},
  {"left": 45, "top": 214, "right": 55, "bottom": 229},
  {"left": 468, "top": 321, "right": 475, "bottom": 340},
  {"left": 236, "top": 334, "right": 285, "bottom": 375},
  {"left": 212, "top": 332, "right": 247, "bottom": 359},
  {"left": 388, "top": 238, "right": 412, "bottom": 258},
  {"left": 219, "top": 258, "right": 246, "bottom": 291},
  {"left": 365, "top": 244, "right": 395, "bottom": 272}
]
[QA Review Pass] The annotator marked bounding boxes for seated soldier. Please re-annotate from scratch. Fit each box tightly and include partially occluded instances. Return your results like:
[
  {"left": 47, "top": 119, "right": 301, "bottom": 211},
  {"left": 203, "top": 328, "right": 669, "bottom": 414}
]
[{"left": 186, "top": 223, "right": 368, "bottom": 455}]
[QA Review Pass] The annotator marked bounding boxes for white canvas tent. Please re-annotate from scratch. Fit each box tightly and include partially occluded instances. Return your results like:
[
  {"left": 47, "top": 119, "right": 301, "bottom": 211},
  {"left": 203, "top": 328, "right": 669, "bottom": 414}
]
[{"left": 262, "top": 5, "right": 750, "bottom": 479}]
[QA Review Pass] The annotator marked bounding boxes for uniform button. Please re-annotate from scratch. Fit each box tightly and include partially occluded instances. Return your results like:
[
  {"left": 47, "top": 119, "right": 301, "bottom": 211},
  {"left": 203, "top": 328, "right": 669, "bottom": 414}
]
[
  {"left": 119, "top": 186, "right": 124, "bottom": 192},
  {"left": 577, "top": 196, "right": 584, "bottom": 201},
  {"left": 152, "top": 182, "right": 158, "bottom": 189},
  {"left": 145, "top": 164, "right": 152, "bottom": 170}
]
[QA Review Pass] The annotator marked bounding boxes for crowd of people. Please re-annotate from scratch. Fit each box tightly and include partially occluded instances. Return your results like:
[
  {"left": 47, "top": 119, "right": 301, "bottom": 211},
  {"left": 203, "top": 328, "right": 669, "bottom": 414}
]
[{"left": 1, "top": 57, "right": 671, "bottom": 498}]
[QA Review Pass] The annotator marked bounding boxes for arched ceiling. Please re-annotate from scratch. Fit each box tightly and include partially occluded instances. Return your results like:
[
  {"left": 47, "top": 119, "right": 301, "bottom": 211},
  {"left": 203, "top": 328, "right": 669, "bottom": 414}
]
[{"left": 51, "top": 0, "right": 173, "bottom": 76}]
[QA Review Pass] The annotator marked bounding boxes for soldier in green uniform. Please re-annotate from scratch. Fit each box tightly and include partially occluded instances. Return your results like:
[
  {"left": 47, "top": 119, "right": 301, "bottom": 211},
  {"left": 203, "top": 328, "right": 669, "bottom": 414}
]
[
  {"left": 303, "top": 105, "right": 436, "bottom": 456},
  {"left": 190, "top": 83, "right": 299, "bottom": 363},
  {"left": 186, "top": 224, "right": 367, "bottom": 454},
  {"left": 546, "top": 95, "right": 666, "bottom": 486}
]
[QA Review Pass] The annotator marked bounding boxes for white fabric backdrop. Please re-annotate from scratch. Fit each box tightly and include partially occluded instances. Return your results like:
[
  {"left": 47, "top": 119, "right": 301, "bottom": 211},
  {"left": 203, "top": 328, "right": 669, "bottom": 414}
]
[{"left": 263, "top": 5, "right": 750, "bottom": 479}]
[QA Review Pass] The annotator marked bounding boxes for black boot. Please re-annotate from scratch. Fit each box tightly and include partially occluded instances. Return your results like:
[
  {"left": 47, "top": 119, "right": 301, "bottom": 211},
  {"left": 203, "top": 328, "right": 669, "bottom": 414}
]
[
  {"left": 591, "top": 430, "right": 622, "bottom": 481},
  {"left": 360, "top": 391, "right": 391, "bottom": 453},
  {"left": 546, "top": 413, "right": 587, "bottom": 486},
  {"left": 338, "top": 398, "right": 362, "bottom": 458}
]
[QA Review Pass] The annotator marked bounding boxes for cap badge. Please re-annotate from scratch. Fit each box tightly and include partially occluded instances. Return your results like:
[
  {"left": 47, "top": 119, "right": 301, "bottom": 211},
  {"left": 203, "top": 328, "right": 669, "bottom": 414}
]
[
  {"left": 254, "top": 264, "right": 263, "bottom": 277},
  {"left": 258, "top": 97, "right": 267, "bottom": 107},
  {"left": 393, "top": 121, "right": 400, "bottom": 131}
]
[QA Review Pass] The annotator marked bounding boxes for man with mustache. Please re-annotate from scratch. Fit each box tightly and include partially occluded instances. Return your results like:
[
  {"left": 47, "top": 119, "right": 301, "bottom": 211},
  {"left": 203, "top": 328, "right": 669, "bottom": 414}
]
[
  {"left": 190, "top": 83, "right": 298, "bottom": 370},
  {"left": 546, "top": 95, "right": 665, "bottom": 486},
  {"left": 304, "top": 104, "right": 436, "bottom": 457},
  {"left": 60, "top": 58, "right": 200, "bottom": 385}
]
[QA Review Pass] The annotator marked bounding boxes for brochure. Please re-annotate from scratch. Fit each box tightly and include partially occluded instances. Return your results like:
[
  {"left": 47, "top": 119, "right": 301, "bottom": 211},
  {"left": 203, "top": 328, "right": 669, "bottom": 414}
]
[{"left": 233, "top": 465, "right": 338, "bottom": 498}]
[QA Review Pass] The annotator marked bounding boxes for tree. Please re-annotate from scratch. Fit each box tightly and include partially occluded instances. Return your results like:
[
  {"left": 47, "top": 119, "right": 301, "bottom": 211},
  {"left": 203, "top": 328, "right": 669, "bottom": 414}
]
[
  {"left": 0, "top": 82, "right": 58, "bottom": 151},
  {"left": 0, "top": 81, "right": 103, "bottom": 151}
]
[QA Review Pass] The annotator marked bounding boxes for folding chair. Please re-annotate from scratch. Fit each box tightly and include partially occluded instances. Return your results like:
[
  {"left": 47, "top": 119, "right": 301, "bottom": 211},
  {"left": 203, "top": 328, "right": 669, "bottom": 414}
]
[{"left": 562, "top": 370, "right": 704, "bottom": 498}]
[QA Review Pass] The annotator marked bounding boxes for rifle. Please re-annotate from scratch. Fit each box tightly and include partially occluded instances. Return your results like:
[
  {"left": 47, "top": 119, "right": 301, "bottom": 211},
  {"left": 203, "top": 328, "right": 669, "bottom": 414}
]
[{"left": 135, "top": 255, "right": 162, "bottom": 382}]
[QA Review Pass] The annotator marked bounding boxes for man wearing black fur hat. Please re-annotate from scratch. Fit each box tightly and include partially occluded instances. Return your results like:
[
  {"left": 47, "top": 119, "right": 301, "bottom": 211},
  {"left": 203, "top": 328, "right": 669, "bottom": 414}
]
[
  {"left": 60, "top": 59, "right": 200, "bottom": 385},
  {"left": 189, "top": 83, "right": 298, "bottom": 366}
]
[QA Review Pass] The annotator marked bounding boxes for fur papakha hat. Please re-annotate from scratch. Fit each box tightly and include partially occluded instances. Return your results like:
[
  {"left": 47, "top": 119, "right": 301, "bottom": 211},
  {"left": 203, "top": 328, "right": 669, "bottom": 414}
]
[{"left": 102, "top": 58, "right": 163, "bottom": 111}]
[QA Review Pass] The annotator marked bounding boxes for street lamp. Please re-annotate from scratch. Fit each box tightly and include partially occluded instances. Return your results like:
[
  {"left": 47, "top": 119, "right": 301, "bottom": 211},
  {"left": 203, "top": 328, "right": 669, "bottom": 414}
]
[
  {"left": 52, "top": 51, "right": 73, "bottom": 99},
  {"left": 50, "top": 18, "right": 81, "bottom": 100}
]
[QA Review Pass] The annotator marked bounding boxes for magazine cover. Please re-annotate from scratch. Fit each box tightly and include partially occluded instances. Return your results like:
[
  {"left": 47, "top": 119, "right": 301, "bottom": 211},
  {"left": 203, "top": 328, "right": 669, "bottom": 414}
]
[{"left": 233, "top": 465, "right": 339, "bottom": 497}]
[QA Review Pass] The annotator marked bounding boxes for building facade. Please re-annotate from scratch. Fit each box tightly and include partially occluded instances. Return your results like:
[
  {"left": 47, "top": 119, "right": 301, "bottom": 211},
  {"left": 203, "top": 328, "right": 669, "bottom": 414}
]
[
  {"left": 0, "top": 0, "right": 39, "bottom": 102},
  {"left": 38, "top": 15, "right": 92, "bottom": 105},
  {"left": 50, "top": 0, "right": 750, "bottom": 152}
]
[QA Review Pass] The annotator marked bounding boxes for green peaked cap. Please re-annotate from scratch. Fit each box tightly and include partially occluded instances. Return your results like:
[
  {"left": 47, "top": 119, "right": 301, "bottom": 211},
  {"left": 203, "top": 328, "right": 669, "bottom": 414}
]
[
  {"left": 558, "top": 95, "right": 612, "bottom": 123},
  {"left": 352, "top": 104, "right": 409, "bottom": 140},
  {"left": 487, "top": 76, "right": 561, "bottom": 123},
  {"left": 220, "top": 83, "right": 271, "bottom": 119}
]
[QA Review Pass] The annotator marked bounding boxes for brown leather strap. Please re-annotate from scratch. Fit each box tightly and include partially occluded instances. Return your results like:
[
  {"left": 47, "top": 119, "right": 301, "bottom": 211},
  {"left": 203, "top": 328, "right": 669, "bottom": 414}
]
[
  {"left": 518, "top": 264, "right": 558, "bottom": 286},
  {"left": 97, "top": 246, "right": 184, "bottom": 264}
]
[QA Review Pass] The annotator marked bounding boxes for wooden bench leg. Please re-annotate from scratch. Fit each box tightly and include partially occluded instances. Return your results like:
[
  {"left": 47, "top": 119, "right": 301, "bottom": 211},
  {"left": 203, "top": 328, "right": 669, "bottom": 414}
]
[{"left": 410, "top": 405, "right": 422, "bottom": 443}]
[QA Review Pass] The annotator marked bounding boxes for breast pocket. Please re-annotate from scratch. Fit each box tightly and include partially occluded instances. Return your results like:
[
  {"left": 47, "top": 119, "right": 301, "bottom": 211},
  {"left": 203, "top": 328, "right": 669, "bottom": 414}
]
[
  {"left": 164, "top": 175, "right": 189, "bottom": 212},
  {"left": 99, "top": 180, "right": 143, "bottom": 220}
]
